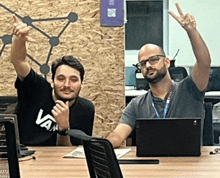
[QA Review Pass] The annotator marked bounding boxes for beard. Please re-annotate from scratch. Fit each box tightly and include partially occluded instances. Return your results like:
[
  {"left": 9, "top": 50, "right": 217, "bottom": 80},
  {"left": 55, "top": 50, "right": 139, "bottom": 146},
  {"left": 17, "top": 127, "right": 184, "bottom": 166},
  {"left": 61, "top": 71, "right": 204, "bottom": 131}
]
[
  {"left": 53, "top": 86, "right": 80, "bottom": 102},
  {"left": 144, "top": 65, "right": 167, "bottom": 84}
]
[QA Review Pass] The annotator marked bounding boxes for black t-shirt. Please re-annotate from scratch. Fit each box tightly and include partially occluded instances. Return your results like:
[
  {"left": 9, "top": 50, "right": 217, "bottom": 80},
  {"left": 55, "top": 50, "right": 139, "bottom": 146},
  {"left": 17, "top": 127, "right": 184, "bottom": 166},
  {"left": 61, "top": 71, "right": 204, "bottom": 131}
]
[{"left": 15, "top": 69, "right": 95, "bottom": 146}]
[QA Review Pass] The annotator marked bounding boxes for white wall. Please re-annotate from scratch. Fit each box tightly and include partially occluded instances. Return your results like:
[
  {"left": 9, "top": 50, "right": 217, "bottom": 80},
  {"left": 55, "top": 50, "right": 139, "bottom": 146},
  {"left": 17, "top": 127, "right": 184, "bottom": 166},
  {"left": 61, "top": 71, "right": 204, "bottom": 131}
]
[{"left": 169, "top": 0, "right": 220, "bottom": 67}]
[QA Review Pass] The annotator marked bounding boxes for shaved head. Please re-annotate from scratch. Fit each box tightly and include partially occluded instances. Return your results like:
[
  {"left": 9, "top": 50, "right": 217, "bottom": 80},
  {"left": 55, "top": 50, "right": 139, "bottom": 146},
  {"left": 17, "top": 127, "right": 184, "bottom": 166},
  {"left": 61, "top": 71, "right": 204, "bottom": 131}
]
[
  {"left": 138, "top": 44, "right": 165, "bottom": 61},
  {"left": 137, "top": 43, "right": 170, "bottom": 84}
]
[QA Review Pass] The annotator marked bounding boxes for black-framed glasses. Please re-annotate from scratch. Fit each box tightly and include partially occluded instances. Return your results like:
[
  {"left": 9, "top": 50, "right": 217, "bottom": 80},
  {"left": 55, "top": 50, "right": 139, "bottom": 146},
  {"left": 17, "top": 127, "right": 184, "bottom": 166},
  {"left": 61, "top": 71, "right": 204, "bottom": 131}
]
[{"left": 137, "top": 55, "right": 166, "bottom": 69}]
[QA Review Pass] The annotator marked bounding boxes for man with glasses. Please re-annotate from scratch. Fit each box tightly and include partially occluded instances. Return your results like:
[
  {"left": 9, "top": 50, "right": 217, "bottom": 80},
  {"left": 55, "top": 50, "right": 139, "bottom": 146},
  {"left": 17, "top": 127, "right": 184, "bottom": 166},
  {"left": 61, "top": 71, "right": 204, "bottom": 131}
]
[{"left": 107, "top": 3, "right": 211, "bottom": 148}]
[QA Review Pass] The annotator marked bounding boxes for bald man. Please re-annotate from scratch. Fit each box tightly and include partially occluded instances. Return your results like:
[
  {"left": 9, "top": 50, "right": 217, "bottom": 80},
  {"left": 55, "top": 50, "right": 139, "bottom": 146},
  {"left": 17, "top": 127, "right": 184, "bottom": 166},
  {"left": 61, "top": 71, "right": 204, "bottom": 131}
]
[{"left": 107, "top": 3, "right": 211, "bottom": 148}]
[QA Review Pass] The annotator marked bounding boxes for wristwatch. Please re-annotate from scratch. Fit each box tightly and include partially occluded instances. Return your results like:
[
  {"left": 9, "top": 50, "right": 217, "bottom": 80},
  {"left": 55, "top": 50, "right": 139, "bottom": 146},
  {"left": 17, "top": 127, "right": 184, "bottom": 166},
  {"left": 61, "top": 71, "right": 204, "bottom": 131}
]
[{"left": 57, "top": 127, "right": 70, "bottom": 136}]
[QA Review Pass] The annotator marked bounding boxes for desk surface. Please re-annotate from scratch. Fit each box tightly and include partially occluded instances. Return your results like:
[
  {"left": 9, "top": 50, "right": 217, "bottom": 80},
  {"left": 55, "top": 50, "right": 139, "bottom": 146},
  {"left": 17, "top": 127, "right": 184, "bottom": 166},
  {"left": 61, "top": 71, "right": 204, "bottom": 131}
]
[{"left": 19, "top": 146, "right": 220, "bottom": 178}]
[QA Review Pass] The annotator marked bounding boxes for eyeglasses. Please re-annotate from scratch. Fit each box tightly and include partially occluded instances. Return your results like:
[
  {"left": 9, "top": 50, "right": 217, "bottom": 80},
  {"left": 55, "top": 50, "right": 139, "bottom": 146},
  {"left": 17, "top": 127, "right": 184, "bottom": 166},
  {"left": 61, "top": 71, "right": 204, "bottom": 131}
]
[{"left": 137, "top": 55, "right": 165, "bottom": 69}]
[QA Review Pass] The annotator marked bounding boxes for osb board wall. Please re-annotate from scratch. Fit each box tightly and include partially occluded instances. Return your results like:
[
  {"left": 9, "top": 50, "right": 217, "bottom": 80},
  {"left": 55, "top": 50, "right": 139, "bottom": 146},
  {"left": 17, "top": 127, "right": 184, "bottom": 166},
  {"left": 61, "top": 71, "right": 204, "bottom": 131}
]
[{"left": 0, "top": 0, "right": 125, "bottom": 137}]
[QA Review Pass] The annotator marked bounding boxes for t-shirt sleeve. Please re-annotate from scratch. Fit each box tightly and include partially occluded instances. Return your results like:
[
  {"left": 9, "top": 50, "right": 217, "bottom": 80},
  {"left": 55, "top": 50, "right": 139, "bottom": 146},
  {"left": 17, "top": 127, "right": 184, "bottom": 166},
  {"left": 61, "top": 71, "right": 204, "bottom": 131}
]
[
  {"left": 15, "top": 69, "right": 34, "bottom": 88},
  {"left": 182, "top": 76, "right": 205, "bottom": 101},
  {"left": 119, "top": 98, "right": 137, "bottom": 130},
  {"left": 15, "top": 69, "right": 51, "bottom": 101}
]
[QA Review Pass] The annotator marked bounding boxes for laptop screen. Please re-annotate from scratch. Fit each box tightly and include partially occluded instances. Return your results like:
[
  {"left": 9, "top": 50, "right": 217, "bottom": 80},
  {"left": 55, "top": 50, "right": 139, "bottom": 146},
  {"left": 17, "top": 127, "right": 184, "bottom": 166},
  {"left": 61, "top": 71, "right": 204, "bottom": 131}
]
[{"left": 136, "top": 118, "right": 201, "bottom": 157}]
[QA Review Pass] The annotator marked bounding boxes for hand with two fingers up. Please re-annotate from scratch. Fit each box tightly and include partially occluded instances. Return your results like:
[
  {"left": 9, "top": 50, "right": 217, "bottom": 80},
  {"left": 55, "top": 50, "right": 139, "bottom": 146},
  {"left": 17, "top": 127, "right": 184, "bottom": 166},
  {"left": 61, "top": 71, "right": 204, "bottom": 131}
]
[{"left": 168, "top": 3, "right": 197, "bottom": 33}]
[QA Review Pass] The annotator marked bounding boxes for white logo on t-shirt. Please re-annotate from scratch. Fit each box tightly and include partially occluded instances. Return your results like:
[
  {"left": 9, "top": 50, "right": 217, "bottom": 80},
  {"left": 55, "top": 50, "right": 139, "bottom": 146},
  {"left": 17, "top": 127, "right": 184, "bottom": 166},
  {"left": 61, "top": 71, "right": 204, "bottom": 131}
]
[{"left": 36, "top": 109, "right": 57, "bottom": 132}]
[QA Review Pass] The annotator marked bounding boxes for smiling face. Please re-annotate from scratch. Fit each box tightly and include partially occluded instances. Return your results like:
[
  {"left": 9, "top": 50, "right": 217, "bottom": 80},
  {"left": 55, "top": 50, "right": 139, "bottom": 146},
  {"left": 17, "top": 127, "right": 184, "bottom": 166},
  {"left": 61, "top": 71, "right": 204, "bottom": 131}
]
[
  {"left": 138, "top": 44, "right": 170, "bottom": 84},
  {"left": 52, "top": 65, "right": 82, "bottom": 102}
]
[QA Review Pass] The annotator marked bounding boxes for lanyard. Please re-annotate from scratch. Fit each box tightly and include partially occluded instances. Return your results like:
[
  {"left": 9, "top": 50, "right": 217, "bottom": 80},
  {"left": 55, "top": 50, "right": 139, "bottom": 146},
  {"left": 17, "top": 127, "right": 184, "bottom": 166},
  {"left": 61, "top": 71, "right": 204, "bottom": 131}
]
[{"left": 152, "top": 90, "right": 173, "bottom": 119}]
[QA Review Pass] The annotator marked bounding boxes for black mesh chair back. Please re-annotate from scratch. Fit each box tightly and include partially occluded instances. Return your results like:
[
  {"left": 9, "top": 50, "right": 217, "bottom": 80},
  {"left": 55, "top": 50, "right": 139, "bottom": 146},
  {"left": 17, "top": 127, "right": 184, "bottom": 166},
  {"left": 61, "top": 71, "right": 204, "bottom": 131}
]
[
  {"left": 169, "top": 67, "right": 188, "bottom": 82},
  {"left": 66, "top": 129, "right": 123, "bottom": 178},
  {"left": 0, "top": 96, "right": 17, "bottom": 114},
  {"left": 0, "top": 115, "right": 20, "bottom": 178},
  {"left": 203, "top": 102, "right": 214, "bottom": 146}
]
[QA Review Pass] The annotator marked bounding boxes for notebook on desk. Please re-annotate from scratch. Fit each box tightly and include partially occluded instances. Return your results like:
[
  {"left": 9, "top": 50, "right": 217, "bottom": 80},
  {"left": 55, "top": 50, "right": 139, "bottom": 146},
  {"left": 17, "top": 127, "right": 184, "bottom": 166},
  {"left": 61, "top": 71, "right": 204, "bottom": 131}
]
[{"left": 136, "top": 118, "right": 201, "bottom": 157}]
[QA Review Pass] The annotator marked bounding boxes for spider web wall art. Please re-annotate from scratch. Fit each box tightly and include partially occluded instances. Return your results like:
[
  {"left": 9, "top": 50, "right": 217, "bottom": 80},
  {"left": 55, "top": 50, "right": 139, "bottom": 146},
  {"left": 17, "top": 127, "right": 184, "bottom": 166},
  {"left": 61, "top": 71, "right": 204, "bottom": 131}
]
[{"left": 0, "top": 3, "right": 78, "bottom": 77}]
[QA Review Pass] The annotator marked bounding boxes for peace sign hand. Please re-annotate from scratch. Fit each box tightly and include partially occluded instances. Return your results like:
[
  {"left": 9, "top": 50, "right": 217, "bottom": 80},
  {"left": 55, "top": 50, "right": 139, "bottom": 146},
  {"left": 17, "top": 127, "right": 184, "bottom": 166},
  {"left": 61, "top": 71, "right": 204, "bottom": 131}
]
[
  {"left": 168, "top": 3, "right": 197, "bottom": 33},
  {"left": 12, "top": 15, "right": 35, "bottom": 42}
]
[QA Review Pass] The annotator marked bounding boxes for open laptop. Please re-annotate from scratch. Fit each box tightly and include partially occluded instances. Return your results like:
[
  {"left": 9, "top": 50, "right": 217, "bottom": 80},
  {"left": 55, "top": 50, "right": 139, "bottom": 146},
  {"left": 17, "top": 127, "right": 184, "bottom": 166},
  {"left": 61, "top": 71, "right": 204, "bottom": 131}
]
[{"left": 136, "top": 118, "right": 201, "bottom": 157}]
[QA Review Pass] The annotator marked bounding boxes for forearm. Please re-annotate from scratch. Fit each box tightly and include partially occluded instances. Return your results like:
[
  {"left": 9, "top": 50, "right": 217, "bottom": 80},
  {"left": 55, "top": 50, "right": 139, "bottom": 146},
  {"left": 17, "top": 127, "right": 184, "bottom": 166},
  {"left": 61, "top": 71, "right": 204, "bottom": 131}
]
[
  {"left": 107, "top": 123, "right": 132, "bottom": 148},
  {"left": 10, "top": 36, "right": 30, "bottom": 79},
  {"left": 187, "top": 29, "right": 211, "bottom": 67},
  {"left": 10, "top": 35, "right": 26, "bottom": 64},
  {"left": 57, "top": 134, "right": 72, "bottom": 146},
  {"left": 106, "top": 131, "right": 124, "bottom": 148},
  {"left": 187, "top": 29, "right": 211, "bottom": 91}
]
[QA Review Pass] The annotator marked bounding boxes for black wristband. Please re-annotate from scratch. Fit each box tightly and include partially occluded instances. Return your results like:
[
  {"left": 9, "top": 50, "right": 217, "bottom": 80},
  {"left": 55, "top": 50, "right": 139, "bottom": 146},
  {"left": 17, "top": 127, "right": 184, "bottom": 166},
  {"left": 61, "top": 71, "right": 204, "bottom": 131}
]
[{"left": 57, "top": 128, "right": 69, "bottom": 136}]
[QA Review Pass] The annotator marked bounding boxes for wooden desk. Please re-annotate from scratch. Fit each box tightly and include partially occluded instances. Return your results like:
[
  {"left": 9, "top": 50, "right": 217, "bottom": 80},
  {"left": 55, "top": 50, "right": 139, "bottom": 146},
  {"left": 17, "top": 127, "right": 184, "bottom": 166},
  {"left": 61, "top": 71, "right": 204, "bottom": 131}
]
[{"left": 19, "top": 146, "right": 220, "bottom": 178}]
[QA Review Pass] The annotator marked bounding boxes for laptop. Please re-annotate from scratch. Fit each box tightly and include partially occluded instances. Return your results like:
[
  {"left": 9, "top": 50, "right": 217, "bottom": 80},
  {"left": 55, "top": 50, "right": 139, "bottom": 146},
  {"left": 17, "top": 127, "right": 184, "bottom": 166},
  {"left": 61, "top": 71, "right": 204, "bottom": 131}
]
[{"left": 136, "top": 118, "right": 201, "bottom": 157}]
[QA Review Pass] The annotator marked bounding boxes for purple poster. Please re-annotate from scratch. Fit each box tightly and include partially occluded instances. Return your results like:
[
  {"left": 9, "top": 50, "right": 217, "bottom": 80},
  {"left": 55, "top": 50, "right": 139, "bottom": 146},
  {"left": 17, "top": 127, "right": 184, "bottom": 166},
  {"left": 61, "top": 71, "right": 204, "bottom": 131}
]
[{"left": 100, "top": 0, "right": 124, "bottom": 27}]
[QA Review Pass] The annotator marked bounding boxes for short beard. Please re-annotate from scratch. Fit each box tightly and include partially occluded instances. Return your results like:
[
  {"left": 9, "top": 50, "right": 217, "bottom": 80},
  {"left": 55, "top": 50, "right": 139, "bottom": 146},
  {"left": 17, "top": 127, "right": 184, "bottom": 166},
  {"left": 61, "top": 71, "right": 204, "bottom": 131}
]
[
  {"left": 57, "top": 97, "right": 76, "bottom": 103},
  {"left": 144, "top": 66, "right": 167, "bottom": 84},
  {"left": 53, "top": 88, "right": 80, "bottom": 103},
  {"left": 54, "top": 94, "right": 76, "bottom": 103}
]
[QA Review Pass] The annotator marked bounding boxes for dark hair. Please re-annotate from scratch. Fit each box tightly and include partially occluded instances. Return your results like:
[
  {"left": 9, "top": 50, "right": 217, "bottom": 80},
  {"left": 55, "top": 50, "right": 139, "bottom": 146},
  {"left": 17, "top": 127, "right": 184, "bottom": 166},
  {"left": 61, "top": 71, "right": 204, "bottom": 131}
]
[{"left": 51, "top": 55, "right": 85, "bottom": 81}]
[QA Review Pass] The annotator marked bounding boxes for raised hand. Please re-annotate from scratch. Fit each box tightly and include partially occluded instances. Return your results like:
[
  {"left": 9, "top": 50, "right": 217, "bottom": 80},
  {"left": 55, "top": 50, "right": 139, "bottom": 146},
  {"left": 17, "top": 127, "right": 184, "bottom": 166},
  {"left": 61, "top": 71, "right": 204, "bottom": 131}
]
[
  {"left": 12, "top": 15, "right": 35, "bottom": 42},
  {"left": 51, "top": 100, "right": 70, "bottom": 131},
  {"left": 168, "top": 3, "right": 197, "bottom": 32}
]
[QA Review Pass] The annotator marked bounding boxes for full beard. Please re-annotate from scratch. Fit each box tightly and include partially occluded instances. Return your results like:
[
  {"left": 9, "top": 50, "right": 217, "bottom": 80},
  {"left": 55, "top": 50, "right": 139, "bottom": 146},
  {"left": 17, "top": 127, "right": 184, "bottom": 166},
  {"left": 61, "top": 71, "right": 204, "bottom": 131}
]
[{"left": 144, "top": 66, "right": 167, "bottom": 84}]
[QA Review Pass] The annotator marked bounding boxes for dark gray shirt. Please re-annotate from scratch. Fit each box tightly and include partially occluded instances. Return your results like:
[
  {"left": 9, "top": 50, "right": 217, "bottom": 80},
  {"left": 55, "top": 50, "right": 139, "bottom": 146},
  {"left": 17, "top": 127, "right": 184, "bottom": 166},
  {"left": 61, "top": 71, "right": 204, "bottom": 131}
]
[{"left": 120, "top": 76, "right": 205, "bottom": 130}]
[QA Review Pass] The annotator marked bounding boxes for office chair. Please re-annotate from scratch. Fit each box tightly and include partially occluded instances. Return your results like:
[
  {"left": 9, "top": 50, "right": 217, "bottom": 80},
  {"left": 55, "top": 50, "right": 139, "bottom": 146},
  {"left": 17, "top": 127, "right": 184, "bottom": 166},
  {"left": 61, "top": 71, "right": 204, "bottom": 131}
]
[
  {"left": 0, "top": 96, "right": 17, "bottom": 114},
  {"left": 203, "top": 102, "right": 214, "bottom": 146},
  {"left": 0, "top": 116, "right": 20, "bottom": 178},
  {"left": 169, "top": 67, "right": 188, "bottom": 82},
  {"left": 66, "top": 129, "right": 123, "bottom": 178},
  {"left": 207, "top": 67, "right": 220, "bottom": 91},
  {"left": 213, "top": 124, "right": 220, "bottom": 144}
]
